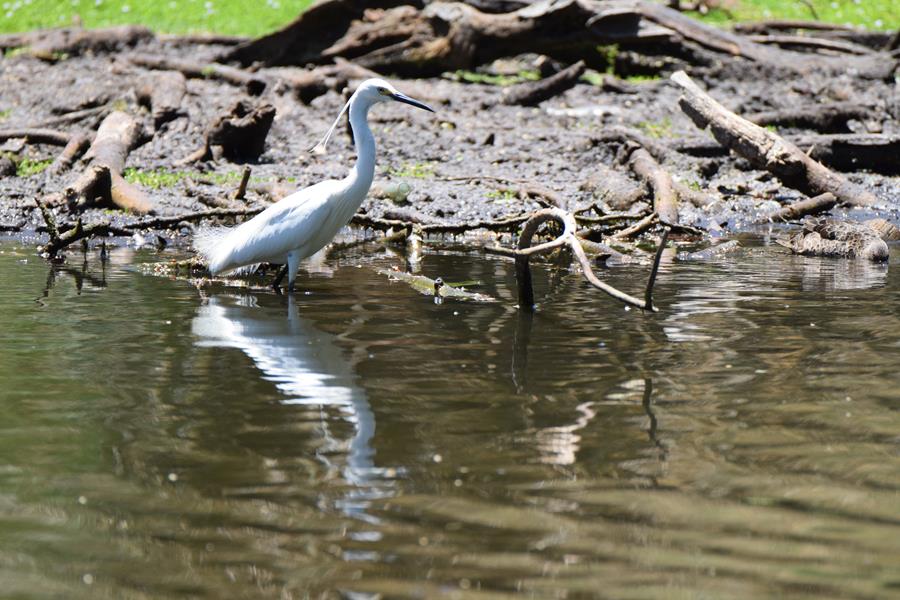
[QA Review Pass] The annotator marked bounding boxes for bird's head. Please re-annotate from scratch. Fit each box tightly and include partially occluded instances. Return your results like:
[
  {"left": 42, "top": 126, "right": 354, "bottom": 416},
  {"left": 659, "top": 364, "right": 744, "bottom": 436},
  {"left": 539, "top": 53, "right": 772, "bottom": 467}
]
[{"left": 355, "top": 78, "right": 435, "bottom": 113}]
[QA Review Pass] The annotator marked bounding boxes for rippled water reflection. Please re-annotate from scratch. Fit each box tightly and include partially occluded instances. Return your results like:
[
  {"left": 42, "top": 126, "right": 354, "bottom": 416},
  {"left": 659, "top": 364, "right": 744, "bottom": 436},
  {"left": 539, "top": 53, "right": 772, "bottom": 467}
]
[{"left": 0, "top": 238, "right": 898, "bottom": 599}]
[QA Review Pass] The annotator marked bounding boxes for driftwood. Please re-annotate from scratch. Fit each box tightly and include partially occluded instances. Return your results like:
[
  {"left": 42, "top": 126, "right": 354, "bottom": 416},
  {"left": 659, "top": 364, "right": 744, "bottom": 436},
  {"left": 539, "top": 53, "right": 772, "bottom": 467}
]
[
  {"left": 129, "top": 55, "right": 266, "bottom": 96},
  {"left": 502, "top": 60, "right": 585, "bottom": 106},
  {"left": 79, "top": 111, "right": 153, "bottom": 213},
  {"left": 767, "top": 192, "right": 837, "bottom": 222},
  {"left": 744, "top": 102, "right": 876, "bottom": 134},
  {"left": 488, "top": 208, "right": 668, "bottom": 311},
  {"left": 671, "top": 70, "right": 879, "bottom": 207},
  {"left": 275, "top": 58, "right": 381, "bottom": 104},
  {"left": 179, "top": 100, "right": 276, "bottom": 164},
  {"left": 626, "top": 145, "right": 679, "bottom": 225},
  {"left": 776, "top": 218, "right": 889, "bottom": 261},
  {"left": 225, "top": 0, "right": 898, "bottom": 80},
  {"left": 136, "top": 71, "right": 187, "bottom": 128},
  {"left": 0, "top": 25, "right": 153, "bottom": 59}
]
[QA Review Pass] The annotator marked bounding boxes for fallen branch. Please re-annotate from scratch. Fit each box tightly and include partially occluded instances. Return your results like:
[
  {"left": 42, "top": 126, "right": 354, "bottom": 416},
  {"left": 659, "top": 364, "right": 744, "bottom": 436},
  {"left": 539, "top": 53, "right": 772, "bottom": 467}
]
[
  {"left": 129, "top": 54, "right": 267, "bottom": 96},
  {"left": 351, "top": 213, "right": 529, "bottom": 234},
  {"left": 766, "top": 192, "right": 837, "bottom": 222},
  {"left": 233, "top": 166, "right": 252, "bottom": 201},
  {"left": 626, "top": 145, "right": 679, "bottom": 225},
  {"left": 744, "top": 102, "right": 875, "bottom": 133},
  {"left": 0, "top": 128, "right": 74, "bottom": 146},
  {"left": 47, "top": 134, "right": 90, "bottom": 175},
  {"left": 178, "top": 100, "right": 276, "bottom": 164},
  {"left": 748, "top": 34, "right": 874, "bottom": 55},
  {"left": 136, "top": 71, "right": 187, "bottom": 128},
  {"left": 488, "top": 207, "right": 668, "bottom": 311},
  {"left": 502, "top": 60, "right": 585, "bottom": 106},
  {"left": 79, "top": 111, "right": 153, "bottom": 213},
  {"left": 671, "top": 70, "right": 879, "bottom": 207}
]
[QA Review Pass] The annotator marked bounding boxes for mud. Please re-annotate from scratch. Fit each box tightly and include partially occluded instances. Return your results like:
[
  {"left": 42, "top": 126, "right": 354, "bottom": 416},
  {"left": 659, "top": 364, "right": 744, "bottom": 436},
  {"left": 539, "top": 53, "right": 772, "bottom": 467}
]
[{"left": 0, "top": 34, "right": 897, "bottom": 254}]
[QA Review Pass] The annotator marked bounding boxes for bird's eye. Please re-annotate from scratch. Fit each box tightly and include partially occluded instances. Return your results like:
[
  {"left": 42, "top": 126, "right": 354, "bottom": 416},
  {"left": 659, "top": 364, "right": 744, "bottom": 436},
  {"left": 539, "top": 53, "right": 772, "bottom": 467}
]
[{"left": 378, "top": 87, "right": 391, "bottom": 96}]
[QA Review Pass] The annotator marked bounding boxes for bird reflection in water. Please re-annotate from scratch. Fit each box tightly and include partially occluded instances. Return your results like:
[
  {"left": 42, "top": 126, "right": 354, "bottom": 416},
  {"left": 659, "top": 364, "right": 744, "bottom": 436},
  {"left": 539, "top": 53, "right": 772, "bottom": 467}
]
[{"left": 191, "top": 293, "right": 394, "bottom": 524}]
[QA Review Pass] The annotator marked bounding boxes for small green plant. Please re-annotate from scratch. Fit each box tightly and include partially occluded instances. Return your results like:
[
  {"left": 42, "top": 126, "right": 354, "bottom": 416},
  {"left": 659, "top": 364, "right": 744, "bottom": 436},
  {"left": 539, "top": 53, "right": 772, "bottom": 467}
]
[
  {"left": 596, "top": 44, "right": 620, "bottom": 72},
  {"left": 637, "top": 117, "right": 673, "bottom": 139},
  {"left": 486, "top": 189, "right": 517, "bottom": 202},
  {"left": 4, "top": 47, "right": 29, "bottom": 58},
  {"left": 124, "top": 167, "right": 190, "bottom": 189},
  {"left": 390, "top": 161, "right": 435, "bottom": 179},
  {"left": 444, "top": 69, "right": 540, "bottom": 86},
  {"left": 0, "top": 109, "right": 11, "bottom": 121},
  {"left": 17, "top": 157, "right": 53, "bottom": 177}
]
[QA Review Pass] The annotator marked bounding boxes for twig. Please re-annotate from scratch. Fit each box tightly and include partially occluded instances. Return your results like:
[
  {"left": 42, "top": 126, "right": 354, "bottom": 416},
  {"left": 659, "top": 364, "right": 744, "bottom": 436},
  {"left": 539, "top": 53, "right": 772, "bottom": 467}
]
[
  {"left": 765, "top": 192, "right": 837, "bottom": 222},
  {"left": 610, "top": 212, "right": 658, "bottom": 239},
  {"left": 233, "top": 166, "right": 252, "bottom": 201}
]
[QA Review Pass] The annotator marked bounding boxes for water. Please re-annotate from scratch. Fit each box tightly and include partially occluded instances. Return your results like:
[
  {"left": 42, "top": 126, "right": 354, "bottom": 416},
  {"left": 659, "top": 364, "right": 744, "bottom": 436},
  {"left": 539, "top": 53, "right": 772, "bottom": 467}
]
[{"left": 0, "top": 238, "right": 898, "bottom": 599}]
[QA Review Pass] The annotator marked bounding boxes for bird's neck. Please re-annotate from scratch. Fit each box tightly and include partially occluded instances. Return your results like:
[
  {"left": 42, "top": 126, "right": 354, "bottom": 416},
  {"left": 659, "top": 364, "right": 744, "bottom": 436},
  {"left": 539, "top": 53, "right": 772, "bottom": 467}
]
[{"left": 342, "top": 99, "right": 376, "bottom": 200}]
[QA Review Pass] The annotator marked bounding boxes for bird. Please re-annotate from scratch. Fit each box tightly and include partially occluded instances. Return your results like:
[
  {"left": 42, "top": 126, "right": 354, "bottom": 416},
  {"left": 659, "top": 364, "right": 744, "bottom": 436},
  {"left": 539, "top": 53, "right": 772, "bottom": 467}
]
[{"left": 194, "top": 78, "right": 435, "bottom": 291}]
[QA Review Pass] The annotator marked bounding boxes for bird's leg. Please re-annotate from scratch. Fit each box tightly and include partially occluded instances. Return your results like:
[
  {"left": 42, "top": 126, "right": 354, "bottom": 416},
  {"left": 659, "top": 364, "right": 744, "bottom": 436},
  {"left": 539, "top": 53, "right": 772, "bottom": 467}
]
[
  {"left": 272, "top": 264, "right": 289, "bottom": 291},
  {"left": 286, "top": 251, "right": 301, "bottom": 294}
]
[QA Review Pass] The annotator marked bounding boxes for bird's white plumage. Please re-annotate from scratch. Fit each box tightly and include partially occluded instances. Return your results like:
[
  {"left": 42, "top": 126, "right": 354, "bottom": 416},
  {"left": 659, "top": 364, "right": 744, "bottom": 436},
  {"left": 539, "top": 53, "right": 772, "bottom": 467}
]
[{"left": 193, "top": 78, "right": 434, "bottom": 290}]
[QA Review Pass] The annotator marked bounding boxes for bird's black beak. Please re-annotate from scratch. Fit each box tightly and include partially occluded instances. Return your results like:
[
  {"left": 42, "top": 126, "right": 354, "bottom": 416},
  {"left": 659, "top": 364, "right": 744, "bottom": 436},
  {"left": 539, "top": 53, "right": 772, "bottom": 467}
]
[{"left": 391, "top": 92, "right": 435, "bottom": 113}]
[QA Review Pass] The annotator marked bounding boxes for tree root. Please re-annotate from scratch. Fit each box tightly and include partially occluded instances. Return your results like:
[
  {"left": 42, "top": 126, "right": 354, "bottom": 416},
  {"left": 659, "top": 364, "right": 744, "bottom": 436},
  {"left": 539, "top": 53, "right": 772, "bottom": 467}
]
[{"left": 487, "top": 208, "right": 668, "bottom": 312}]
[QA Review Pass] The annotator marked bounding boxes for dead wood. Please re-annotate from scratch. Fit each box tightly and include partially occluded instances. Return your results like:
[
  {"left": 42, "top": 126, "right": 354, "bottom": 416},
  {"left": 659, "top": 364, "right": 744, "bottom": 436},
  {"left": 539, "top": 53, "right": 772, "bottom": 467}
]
[
  {"left": 351, "top": 213, "right": 528, "bottom": 234},
  {"left": 792, "top": 134, "right": 900, "bottom": 176},
  {"left": 744, "top": 102, "right": 876, "bottom": 133},
  {"left": 225, "top": 0, "right": 897, "bottom": 79},
  {"left": 47, "top": 134, "right": 90, "bottom": 175},
  {"left": 580, "top": 163, "right": 646, "bottom": 210},
  {"left": 767, "top": 192, "right": 837, "bottom": 222},
  {"left": 34, "top": 196, "right": 111, "bottom": 260},
  {"left": 179, "top": 100, "right": 276, "bottom": 164},
  {"left": 626, "top": 145, "right": 679, "bottom": 225},
  {"left": 610, "top": 212, "right": 658, "bottom": 239},
  {"left": 776, "top": 218, "right": 889, "bottom": 261},
  {"left": 158, "top": 33, "right": 249, "bottom": 46},
  {"left": 747, "top": 34, "right": 874, "bottom": 55},
  {"left": 673, "top": 181, "right": 715, "bottom": 208},
  {"left": 671, "top": 70, "right": 879, "bottom": 207},
  {"left": 129, "top": 55, "right": 266, "bottom": 96},
  {"left": 79, "top": 110, "right": 153, "bottom": 213},
  {"left": 136, "top": 71, "right": 186, "bottom": 128},
  {"left": 276, "top": 59, "right": 381, "bottom": 104},
  {"left": 233, "top": 166, "right": 252, "bottom": 201},
  {"left": 0, "top": 128, "right": 74, "bottom": 146},
  {"left": 224, "top": 0, "right": 421, "bottom": 67},
  {"left": 0, "top": 25, "right": 153, "bottom": 59},
  {"left": 502, "top": 60, "right": 585, "bottom": 106},
  {"left": 487, "top": 207, "right": 668, "bottom": 311}
]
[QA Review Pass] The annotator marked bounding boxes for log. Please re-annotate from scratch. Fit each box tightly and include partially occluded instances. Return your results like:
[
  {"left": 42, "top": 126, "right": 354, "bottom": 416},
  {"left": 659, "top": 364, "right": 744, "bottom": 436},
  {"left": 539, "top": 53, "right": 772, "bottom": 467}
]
[
  {"left": 227, "top": 0, "right": 896, "bottom": 77},
  {"left": 80, "top": 111, "right": 153, "bottom": 213},
  {"left": 792, "top": 134, "right": 900, "bottom": 176},
  {"left": 129, "top": 55, "right": 266, "bottom": 96},
  {"left": 179, "top": 100, "right": 276, "bottom": 164},
  {"left": 502, "top": 60, "right": 585, "bottom": 106},
  {"left": 747, "top": 34, "right": 874, "bottom": 55},
  {"left": 626, "top": 146, "right": 679, "bottom": 225},
  {"left": 744, "top": 102, "right": 876, "bottom": 133},
  {"left": 136, "top": 71, "right": 186, "bottom": 128},
  {"left": 0, "top": 128, "right": 73, "bottom": 146},
  {"left": 0, "top": 25, "right": 153, "bottom": 58},
  {"left": 671, "top": 71, "right": 879, "bottom": 207},
  {"left": 768, "top": 192, "right": 837, "bottom": 222},
  {"left": 224, "top": 0, "right": 420, "bottom": 66}
]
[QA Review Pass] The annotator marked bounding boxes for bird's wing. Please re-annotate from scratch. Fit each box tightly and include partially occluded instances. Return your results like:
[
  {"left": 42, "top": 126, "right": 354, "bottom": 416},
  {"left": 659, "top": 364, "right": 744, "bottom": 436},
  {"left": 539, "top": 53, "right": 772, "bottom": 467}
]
[{"left": 212, "top": 180, "right": 342, "bottom": 272}]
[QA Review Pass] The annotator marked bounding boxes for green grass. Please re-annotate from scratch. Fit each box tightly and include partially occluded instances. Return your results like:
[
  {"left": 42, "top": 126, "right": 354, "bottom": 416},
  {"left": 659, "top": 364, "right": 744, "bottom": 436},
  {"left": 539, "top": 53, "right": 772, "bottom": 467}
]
[
  {"left": 389, "top": 161, "right": 435, "bottom": 179},
  {"left": 0, "top": 0, "right": 894, "bottom": 39},
  {"left": 443, "top": 70, "right": 540, "bottom": 86},
  {"left": 0, "top": 0, "right": 315, "bottom": 36},
  {"left": 637, "top": 117, "right": 673, "bottom": 139},
  {"left": 124, "top": 167, "right": 189, "bottom": 189},
  {"left": 697, "top": 0, "right": 898, "bottom": 30},
  {"left": 17, "top": 157, "right": 52, "bottom": 176}
]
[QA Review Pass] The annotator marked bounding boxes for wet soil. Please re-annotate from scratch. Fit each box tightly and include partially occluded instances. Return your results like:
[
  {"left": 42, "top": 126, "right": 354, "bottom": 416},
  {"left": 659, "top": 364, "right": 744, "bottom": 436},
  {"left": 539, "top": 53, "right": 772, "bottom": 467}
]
[{"left": 0, "top": 35, "right": 897, "bottom": 252}]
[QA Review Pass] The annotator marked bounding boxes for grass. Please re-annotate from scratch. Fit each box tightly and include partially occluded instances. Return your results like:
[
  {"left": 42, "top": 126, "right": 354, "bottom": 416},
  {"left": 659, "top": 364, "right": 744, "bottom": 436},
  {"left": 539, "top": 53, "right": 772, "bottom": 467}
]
[
  {"left": 16, "top": 157, "right": 52, "bottom": 176},
  {"left": 697, "top": 0, "right": 898, "bottom": 30},
  {"left": 444, "top": 70, "right": 540, "bottom": 87},
  {"left": 124, "top": 167, "right": 190, "bottom": 189},
  {"left": 0, "top": 0, "right": 315, "bottom": 37},
  {"left": 637, "top": 117, "right": 673, "bottom": 139},
  {"left": 389, "top": 161, "right": 435, "bottom": 179}
]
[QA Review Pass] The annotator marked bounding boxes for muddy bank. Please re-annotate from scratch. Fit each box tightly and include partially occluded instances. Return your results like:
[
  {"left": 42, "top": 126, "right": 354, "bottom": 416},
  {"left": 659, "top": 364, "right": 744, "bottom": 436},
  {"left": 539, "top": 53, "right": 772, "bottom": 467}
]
[{"left": 0, "top": 6, "right": 898, "bottom": 269}]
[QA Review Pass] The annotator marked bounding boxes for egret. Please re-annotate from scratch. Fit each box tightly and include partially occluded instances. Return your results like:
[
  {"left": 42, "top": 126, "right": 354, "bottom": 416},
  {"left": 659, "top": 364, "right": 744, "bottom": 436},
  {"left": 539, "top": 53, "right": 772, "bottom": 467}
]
[{"left": 194, "top": 78, "right": 435, "bottom": 291}]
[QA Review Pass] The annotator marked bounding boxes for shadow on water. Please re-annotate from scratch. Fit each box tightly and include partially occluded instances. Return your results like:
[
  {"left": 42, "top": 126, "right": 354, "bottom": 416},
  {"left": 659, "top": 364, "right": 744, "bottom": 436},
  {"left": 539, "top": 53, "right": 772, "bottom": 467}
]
[{"left": 0, "top": 238, "right": 899, "bottom": 598}]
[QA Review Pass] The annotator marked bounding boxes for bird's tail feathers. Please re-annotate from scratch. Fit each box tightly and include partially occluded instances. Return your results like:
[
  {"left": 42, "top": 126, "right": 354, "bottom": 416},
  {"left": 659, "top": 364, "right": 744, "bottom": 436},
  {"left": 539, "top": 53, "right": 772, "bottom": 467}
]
[{"left": 193, "top": 225, "right": 232, "bottom": 274}]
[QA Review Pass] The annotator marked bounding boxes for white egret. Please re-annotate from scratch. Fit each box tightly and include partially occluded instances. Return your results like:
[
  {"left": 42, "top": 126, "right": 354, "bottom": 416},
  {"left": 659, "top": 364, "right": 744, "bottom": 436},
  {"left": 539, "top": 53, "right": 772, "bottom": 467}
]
[{"left": 194, "top": 78, "right": 435, "bottom": 291}]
